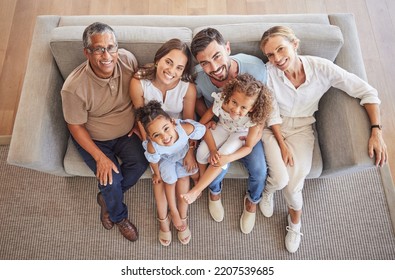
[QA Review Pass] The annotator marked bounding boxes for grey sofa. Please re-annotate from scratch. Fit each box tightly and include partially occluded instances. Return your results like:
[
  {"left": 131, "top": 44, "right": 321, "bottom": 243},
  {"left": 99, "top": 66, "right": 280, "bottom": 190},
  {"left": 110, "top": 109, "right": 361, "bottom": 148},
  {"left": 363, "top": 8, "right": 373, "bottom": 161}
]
[{"left": 7, "top": 14, "right": 375, "bottom": 179}]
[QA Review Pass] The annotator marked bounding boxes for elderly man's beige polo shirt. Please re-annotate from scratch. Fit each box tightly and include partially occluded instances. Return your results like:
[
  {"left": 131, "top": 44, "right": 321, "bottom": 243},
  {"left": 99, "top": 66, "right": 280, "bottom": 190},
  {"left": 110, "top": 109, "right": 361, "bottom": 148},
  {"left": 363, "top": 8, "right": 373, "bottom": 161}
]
[{"left": 61, "top": 49, "right": 138, "bottom": 141}]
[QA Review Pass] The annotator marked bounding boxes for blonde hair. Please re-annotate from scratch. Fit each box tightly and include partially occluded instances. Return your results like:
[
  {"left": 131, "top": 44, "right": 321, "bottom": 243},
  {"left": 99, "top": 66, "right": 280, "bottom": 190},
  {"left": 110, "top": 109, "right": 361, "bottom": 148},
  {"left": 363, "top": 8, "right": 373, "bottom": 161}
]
[{"left": 260, "top": 26, "right": 299, "bottom": 54}]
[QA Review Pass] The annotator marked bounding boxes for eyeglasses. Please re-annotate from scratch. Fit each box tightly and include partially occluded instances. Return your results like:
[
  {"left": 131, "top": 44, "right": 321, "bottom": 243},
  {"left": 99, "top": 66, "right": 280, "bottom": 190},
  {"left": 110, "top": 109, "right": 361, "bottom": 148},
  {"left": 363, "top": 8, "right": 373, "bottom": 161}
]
[{"left": 87, "top": 45, "right": 118, "bottom": 55}]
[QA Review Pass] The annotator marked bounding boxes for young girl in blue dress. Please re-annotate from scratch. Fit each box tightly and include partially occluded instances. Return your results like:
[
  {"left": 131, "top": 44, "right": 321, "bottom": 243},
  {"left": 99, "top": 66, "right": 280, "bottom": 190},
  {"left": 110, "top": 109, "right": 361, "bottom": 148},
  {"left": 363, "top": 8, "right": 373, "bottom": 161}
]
[
  {"left": 135, "top": 100, "right": 206, "bottom": 245},
  {"left": 130, "top": 39, "right": 199, "bottom": 246}
]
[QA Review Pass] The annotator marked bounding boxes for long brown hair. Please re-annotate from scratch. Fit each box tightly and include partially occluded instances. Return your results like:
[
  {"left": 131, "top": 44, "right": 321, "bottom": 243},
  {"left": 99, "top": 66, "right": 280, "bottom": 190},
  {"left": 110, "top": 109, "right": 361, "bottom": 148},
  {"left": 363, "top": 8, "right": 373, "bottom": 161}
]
[{"left": 134, "top": 38, "right": 194, "bottom": 83}]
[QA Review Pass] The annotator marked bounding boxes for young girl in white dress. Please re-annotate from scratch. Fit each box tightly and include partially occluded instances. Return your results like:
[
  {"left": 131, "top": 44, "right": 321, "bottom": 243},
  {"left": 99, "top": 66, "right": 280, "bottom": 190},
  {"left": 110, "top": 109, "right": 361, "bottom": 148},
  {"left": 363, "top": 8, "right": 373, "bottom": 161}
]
[
  {"left": 135, "top": 100, "right": 206, "bottom": 245},
  {"left": 196, "top": 74, "right": 271, "bottom": 176},
  {"left": 182, "top": 74, "right": 273, "bottom": 234}
]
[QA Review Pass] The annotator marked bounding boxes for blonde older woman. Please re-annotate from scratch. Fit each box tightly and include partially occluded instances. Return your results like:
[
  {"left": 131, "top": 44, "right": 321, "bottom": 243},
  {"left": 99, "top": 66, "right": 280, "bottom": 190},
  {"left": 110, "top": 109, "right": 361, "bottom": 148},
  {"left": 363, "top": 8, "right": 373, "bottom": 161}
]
[{"left": 259, "top": 26, "right": 387, "bottom": 253}]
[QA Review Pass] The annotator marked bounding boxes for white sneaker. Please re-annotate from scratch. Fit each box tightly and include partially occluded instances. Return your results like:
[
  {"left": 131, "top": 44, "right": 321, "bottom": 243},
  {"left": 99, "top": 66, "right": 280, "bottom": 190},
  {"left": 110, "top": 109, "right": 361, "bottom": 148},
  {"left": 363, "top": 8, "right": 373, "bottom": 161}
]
[
  {"left": 259, "top": 191, "right": 274, "bottom": 217},
  {"left": 285, "top": 223, "right": 303, "bottom": 253},
  {"left": 208, "top": 194, "right": 224, "bottom": 222}
]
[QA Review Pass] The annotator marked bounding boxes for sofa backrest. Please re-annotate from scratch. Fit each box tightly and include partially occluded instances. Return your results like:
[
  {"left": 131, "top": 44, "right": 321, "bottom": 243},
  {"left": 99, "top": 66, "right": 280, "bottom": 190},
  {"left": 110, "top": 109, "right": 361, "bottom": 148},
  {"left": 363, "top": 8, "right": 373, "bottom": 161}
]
[
  {"left": 194, "top": 23, "right": 343, "bottom": 62},
  {"left": 50, "top": 19, "right": 343, "bottom": 80},
  {"left": 50, "top": 26, "right": 192, "bottom": 79}
]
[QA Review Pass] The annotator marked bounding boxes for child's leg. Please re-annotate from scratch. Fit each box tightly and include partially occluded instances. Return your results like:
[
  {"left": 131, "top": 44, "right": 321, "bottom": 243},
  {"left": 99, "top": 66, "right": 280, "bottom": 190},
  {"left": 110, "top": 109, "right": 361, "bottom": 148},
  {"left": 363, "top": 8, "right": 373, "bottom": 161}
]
[
  {"left": 198, "top": 162, "right": 207, "bottom": 179},
  {"left": 165, "top": 182, "right": 183, "bottom": 229},
  {"left": 175, "top": 176, "right": 190, "bottom": 221},
  {"left": 196, "top": 126, "right": 229, "bottom": 166},
  {"left": 190, "top": 171, "right": 199, "bottom": 186},
  {"left": 217, "top": 131, "right": 246, "bottom": 155},
  {"left": 196, "top": 140, "right": 210, "bottom": 165},
  {"left": 181, "top": 164, "right": 223, "bottom": 204},
  {"left": 193, "top": 126, "right": 229, "bottom": 190},
  {"left": 187, "top": 131, "right": 244, "bottom": 204},
  {"left": 175, "top": 176, "right": 192, "bottom": 244},
  {"left": 153, "top": 181, "right": 169, "bottom": 232}
]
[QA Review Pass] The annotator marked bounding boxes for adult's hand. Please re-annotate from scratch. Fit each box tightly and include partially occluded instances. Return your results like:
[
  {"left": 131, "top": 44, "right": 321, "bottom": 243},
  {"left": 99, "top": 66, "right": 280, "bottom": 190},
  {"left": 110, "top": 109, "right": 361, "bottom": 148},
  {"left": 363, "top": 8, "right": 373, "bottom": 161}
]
[
  {"left": 95, "top": 153, "right": 119, "bottom": 186},
  {"left": 67, "top": 123, "right": 119, "bottom": 186},
  {"left": 280, "top": 142, "right": 294, "bottom": 167},
  {"left": 368, "top": 130, "right": 388, "bottom": 167}
]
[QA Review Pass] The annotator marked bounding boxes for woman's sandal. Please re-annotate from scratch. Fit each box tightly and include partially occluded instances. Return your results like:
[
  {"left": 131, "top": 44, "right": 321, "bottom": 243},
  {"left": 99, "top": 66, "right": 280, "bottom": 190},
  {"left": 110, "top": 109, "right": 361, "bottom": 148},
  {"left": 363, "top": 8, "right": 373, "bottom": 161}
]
[
  {"left": 157, "top": 215, "right": 172, "bottom": 246},
  {"left": 177, "top": 217, "right": 191, "bottom": 245}
]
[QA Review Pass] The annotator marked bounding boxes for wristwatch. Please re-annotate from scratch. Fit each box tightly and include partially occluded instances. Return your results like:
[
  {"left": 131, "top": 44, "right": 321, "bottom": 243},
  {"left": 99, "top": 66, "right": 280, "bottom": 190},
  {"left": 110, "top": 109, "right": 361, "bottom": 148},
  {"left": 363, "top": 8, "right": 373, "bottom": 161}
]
[{"left": 371, "top": 124, "right": 382, "bottom": 130}]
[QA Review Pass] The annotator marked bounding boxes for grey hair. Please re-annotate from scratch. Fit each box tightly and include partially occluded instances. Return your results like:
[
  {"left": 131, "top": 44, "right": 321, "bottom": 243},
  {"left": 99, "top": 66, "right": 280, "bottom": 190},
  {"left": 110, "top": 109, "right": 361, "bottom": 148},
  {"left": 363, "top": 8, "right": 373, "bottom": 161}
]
[{"left": 82, "top": 22, "right": 117, "bottom": 48}]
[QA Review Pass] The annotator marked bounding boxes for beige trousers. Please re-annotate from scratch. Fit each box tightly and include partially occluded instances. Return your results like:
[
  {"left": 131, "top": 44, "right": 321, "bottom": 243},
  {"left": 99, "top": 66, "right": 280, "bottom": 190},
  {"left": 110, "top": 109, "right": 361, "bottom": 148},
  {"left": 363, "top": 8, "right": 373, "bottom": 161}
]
[{"left": 262, "top": 116, "right": 316, "bottom": 210}]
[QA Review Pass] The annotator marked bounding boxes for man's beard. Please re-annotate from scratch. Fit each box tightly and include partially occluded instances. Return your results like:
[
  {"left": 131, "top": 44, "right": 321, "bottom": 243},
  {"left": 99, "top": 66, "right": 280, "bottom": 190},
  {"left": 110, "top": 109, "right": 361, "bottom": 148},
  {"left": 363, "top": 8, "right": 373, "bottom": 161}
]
[{"left": 209, "top": 61, "right": 231, "bottom": 82}]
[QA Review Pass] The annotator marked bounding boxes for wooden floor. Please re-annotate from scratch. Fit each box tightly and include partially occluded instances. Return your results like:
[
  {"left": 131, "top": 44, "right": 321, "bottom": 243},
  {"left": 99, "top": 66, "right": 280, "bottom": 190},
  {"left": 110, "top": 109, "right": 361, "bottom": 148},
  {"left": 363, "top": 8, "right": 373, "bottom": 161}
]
[{"left": 0, "top": 0, "right": 394, "bottom": 179}]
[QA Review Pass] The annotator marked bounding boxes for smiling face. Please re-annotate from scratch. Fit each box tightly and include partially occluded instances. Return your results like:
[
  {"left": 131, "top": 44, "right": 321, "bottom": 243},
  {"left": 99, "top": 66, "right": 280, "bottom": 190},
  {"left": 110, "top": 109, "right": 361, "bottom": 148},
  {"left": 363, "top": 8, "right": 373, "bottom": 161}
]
[
  {"left": 224, "top": 90, "right": 257, "bottom": 120},
  {"left": 146, "top": 116, "right": 178, "bottom": 146},
  {"left": 155, "top": 49, "right": 187, "bottom": 86},
  {"left": 195, "top": 40, "right": 232, "bottom": 82},
  {"left": 263, "top": 35, "right": 298, "bottom": 72},
  {"left": 84, "top": 33, "right": 118, "bottom": 79}
]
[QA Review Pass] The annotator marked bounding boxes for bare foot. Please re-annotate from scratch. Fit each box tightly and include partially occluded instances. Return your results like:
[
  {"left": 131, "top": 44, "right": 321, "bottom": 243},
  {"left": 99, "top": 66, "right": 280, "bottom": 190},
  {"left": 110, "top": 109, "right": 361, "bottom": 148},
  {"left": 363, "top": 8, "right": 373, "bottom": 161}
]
[
  {"left": 177, "top": 218, "right": 191, "bottom": 244},
  {"left": 181, "top": 190, "right": 202, "bottom": 204}
]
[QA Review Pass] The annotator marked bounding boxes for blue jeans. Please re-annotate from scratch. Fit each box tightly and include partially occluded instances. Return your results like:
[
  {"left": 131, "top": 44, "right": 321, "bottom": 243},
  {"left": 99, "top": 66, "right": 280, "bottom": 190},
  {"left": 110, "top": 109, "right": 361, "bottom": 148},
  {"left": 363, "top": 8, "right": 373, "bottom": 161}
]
[
  {"left": 208, "top": 140, "right": 267, "bottom": 204},
  {"left": 72, "top": 133, "right": 148, "bottom": 223}
]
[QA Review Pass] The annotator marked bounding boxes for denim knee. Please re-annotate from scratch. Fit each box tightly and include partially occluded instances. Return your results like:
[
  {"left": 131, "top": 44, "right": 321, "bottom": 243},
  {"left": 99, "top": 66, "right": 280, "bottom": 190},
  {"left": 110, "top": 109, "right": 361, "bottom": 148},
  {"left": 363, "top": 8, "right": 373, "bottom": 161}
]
[{"left": 208, "top": 165, "right": 228, "bottom": 194}]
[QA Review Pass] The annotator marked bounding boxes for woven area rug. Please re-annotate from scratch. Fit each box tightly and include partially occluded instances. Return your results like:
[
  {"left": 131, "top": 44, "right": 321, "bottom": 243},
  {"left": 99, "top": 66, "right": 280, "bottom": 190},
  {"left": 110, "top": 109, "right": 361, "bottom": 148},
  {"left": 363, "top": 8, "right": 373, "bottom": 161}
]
[{"left": 0, "top": 145, "right": 394, "bottom": 260}]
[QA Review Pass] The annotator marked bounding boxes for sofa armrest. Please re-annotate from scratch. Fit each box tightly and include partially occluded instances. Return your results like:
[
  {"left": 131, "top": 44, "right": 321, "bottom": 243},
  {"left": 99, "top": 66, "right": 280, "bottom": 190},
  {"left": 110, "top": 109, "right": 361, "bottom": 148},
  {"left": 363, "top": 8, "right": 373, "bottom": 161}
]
[
  {"left": 7, "top": 16, "right": 71, "bottom": 176},
  {"left": 315, "top": 14, "right": 374, "bottom": 177},
  {"left": 316, "top": 88, "right": 372, "bottom": 177}
]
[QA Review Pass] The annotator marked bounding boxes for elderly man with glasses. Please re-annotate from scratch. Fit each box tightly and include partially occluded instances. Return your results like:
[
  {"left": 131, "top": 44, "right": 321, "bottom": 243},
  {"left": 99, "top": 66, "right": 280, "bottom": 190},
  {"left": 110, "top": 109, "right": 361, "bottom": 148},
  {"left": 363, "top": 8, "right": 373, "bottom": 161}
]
[{"left": 61, "top": 22, "right": 148, "bottom": 242}]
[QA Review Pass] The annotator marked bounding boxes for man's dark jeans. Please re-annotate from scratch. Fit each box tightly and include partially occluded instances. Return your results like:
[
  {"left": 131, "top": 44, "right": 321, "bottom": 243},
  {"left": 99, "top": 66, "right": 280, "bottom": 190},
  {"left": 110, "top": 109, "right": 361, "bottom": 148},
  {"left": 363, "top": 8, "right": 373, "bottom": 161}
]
[{"left": 72, "top": 133, "right": 148, "bottom": 223}]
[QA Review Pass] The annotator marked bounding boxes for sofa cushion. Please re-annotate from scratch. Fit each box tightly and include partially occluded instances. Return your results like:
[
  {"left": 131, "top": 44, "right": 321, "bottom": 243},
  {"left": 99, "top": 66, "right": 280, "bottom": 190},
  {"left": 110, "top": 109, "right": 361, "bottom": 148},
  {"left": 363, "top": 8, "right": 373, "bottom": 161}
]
[
  {"left": 64, "top": 137, "right": 249, "bottom": 178},
  {"left": 50, "top": 26, "right": 192, "bottom": 79},
  {"left": 193, "top": 23, "right": 344, "bottom": 63}
]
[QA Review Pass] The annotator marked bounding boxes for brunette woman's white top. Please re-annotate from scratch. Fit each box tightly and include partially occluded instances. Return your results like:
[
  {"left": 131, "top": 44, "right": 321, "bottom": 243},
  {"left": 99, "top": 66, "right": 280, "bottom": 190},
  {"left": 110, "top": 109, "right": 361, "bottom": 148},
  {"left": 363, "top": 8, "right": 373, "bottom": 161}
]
[{"left": 141, "top": 79, "right": 189, "bottom": 119}]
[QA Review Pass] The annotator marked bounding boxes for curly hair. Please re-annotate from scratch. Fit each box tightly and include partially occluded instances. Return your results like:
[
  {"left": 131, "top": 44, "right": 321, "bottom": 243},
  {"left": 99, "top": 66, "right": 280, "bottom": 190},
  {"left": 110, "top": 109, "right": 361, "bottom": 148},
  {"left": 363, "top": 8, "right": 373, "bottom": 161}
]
[
  {"left": 135, "top": 100, "right": 171, "bottom": 133},
  {"left": 221, "top": 73, "right": 273, "bottom": 125}
]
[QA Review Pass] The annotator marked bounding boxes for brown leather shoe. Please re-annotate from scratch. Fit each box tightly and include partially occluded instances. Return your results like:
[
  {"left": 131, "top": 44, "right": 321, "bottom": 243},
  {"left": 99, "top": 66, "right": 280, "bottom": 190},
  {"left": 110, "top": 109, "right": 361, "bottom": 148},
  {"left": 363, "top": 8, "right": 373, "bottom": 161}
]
[
  {"left": 116, "top": 218, "right": 139, "bottom": 242},
  {"left": 96, "top": 193, "right": 114, "bottom": 230}
]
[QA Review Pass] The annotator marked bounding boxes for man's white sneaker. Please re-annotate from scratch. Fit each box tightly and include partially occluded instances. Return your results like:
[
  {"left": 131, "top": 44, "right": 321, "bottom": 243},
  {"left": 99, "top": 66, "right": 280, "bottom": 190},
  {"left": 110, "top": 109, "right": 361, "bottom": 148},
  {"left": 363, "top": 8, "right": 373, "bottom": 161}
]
[
  {"left": 259, "top": 191, "right": 274, "bottom": 217},
  {"left": 285, "top": 225, "right": 303, "bottom": 253}
]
